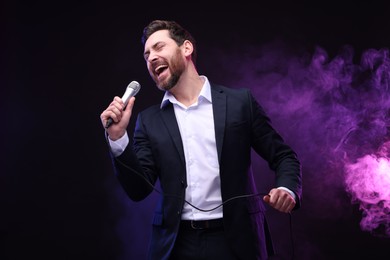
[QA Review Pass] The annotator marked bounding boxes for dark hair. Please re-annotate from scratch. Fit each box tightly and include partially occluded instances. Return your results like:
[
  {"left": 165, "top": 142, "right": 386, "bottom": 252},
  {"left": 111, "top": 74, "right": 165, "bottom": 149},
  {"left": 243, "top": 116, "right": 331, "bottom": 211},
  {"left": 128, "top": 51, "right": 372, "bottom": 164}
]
[{"left": 141, "top": 20, "right": 197, "bottom": 64}]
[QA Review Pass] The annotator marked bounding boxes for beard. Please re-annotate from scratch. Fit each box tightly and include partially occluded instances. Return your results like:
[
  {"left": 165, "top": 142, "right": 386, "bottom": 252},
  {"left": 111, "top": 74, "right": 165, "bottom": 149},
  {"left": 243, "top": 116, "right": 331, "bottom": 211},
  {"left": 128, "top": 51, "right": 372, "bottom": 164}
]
[{"left": 157, "top": 48, "right": 185, "bottom": 91}]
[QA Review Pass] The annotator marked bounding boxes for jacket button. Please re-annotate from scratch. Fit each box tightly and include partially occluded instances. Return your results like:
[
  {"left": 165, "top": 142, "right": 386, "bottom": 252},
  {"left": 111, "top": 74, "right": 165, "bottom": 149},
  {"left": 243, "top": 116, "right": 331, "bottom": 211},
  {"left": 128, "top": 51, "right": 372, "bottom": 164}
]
[{"left": 177, "top": 211, "right": 181, "bottom": 215}]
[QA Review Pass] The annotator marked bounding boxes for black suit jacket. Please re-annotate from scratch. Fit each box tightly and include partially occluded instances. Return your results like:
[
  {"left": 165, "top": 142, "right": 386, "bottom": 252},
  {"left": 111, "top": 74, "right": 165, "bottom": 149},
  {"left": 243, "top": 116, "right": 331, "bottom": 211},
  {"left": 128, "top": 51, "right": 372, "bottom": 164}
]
[{"left": 112, "top": 83, "right": 302, "bottom": 260}]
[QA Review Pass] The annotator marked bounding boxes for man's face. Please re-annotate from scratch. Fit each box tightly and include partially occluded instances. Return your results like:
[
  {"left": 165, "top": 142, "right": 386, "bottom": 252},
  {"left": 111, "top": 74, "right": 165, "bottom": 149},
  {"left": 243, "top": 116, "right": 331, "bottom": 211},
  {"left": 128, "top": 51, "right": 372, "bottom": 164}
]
[{"left": 144, "top": 30, "right": 186, "bottom": 91}]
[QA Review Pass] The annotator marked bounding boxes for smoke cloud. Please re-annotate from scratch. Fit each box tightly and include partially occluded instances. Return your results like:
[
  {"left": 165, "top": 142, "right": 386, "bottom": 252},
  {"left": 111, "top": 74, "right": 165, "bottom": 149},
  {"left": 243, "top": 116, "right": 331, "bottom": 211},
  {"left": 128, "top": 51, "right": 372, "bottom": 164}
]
[
  {"left": 345, "top": 141, "right": 390, "bottom": 237},
  {"left": 205, "top": 39, "right": 390, "bottom": 237}
]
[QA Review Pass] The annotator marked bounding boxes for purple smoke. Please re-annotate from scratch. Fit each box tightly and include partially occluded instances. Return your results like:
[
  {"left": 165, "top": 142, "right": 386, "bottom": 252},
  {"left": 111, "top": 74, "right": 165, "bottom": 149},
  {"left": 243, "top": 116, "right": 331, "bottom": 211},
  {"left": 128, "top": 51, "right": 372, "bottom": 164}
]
[
  {"left": 345, "top": 141, "right": 390, "bottom": 236},
  {"left": 203, "top": 40, "right": 390, "bottom": 237}
]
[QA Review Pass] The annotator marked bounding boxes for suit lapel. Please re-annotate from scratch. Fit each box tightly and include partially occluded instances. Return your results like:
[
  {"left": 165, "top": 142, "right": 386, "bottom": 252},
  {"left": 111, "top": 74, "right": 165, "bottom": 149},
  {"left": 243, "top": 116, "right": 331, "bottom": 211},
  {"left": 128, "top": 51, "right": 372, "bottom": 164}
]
[
  {"left": 160, "top": 103, "right": 186, "bottom": 167},
  {"left": 159, "top": 85, "right": 226, "bottom": 166},
  {"left": 211, "top": 85, "right": 226, "bottom": 163}
]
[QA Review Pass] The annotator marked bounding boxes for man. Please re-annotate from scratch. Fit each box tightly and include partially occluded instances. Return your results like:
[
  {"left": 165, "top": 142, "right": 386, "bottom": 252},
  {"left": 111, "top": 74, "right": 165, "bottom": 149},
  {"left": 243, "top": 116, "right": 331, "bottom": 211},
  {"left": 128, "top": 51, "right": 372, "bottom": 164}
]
[{"left": 100, "top": 19, "right": 302, "bottom": 260}]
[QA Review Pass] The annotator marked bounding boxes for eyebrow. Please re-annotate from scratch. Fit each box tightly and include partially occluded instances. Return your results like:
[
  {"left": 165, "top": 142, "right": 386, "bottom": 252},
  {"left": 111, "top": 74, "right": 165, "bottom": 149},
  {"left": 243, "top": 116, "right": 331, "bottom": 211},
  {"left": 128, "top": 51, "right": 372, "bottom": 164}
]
[{"left": 144, "top": 41, "right": 163, "bottom": 58}]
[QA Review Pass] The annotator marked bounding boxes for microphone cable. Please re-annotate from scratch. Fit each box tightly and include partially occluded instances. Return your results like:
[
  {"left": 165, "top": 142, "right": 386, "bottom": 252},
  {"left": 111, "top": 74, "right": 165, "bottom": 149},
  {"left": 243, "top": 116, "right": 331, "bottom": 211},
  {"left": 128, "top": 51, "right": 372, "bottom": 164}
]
[{"left": 104, "top": 131, "right": 295, "bottom": 259}]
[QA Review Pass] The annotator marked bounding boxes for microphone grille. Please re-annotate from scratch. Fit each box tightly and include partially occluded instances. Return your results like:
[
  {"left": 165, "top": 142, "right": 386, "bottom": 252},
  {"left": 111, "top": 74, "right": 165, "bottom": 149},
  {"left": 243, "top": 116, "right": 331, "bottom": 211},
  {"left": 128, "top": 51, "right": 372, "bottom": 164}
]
[{"left": 128, "top": 80, "right": 141, "bottom": 94}]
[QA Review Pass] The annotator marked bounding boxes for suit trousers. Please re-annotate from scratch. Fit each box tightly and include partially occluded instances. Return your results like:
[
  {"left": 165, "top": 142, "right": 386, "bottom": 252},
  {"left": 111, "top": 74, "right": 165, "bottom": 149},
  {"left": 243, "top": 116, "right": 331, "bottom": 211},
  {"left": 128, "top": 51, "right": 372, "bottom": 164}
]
[{"left": 169, "top": 222, "right": 238, "bottom": 260}]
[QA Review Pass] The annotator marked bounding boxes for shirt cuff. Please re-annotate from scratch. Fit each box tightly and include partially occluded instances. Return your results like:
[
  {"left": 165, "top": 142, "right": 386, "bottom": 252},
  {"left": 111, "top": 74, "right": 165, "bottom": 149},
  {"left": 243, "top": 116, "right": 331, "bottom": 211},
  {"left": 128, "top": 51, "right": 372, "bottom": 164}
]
[{"left": 108, "top": 132, "right": 129, "bottom": 157}]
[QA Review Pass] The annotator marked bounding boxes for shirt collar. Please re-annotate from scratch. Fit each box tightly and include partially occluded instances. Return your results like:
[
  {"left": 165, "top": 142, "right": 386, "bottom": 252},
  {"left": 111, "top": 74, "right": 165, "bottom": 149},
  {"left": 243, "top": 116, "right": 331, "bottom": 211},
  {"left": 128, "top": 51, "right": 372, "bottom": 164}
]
[{"left": 160, "top": 75, "right": 211, "bottom": 108}]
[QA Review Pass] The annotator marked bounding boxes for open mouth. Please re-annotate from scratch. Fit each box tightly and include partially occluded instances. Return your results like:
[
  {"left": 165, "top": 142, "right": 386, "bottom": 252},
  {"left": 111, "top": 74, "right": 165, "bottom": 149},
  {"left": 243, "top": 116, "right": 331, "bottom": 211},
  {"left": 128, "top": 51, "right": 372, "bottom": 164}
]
[{"left": 155, "top": 64, "right": 168, "bottom": 76}]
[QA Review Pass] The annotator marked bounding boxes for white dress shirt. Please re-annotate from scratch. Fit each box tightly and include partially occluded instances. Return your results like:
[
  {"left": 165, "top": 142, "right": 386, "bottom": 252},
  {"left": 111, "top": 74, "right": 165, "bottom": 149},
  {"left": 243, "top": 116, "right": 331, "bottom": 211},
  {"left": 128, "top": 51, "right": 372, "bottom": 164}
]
[{"left": 160, "top": 76, "right": 222, "bottom": 220}]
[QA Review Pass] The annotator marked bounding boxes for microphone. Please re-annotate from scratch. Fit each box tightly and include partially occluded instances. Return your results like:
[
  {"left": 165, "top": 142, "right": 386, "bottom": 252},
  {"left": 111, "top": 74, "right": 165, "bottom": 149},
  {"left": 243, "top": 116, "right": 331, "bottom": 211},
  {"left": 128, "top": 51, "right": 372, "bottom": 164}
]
[{"left": 105, "top": 80, "right": 141, "bottom": 128}]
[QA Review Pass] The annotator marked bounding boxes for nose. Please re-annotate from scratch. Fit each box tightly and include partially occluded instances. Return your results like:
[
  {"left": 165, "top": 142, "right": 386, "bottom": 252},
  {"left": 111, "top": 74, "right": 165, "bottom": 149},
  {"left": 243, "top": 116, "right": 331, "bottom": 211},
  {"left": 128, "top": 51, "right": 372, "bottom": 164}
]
[{"left": 147, "top": 50, "right": 159, "bottom": 63}]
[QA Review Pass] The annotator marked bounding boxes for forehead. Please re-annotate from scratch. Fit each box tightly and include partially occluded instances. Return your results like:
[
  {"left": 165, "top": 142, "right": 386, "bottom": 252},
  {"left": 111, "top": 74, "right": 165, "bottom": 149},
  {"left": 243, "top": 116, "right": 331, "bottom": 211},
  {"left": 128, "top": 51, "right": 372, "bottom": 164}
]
[{"left": 144, "top": 30, "right": 172, "bottom": 50}]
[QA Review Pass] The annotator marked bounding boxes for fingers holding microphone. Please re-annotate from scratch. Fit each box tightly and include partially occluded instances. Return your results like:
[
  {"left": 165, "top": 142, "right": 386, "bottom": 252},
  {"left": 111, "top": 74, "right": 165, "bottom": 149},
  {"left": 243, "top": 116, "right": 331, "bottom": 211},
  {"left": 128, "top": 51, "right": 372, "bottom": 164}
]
[
  {"left": 101, "top": 80, "right": 141, "bottom": 140},
  {"left": 102, "top": 96, "right": 125, "bottom": 124},
  {"left": 100, "top": 96, "right": 136, "bottom": 140}
]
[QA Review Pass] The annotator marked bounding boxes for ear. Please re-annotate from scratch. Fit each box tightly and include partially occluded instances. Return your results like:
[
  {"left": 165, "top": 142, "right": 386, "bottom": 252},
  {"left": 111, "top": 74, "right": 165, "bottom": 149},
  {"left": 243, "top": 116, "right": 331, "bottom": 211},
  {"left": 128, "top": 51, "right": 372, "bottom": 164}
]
[{"left": 182, "top": 40, "right": 193, "bottom": 58}]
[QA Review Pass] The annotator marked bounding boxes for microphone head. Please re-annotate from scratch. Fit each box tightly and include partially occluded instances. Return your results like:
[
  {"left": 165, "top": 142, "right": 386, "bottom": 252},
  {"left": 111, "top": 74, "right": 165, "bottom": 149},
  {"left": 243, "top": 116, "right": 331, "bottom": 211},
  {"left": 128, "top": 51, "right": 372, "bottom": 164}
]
[
  {"left": 128, "top": 80, "right": 141, "bottom": 96},
  {"left": 121, "top": 80, "right": 141, "bottom": 105}
]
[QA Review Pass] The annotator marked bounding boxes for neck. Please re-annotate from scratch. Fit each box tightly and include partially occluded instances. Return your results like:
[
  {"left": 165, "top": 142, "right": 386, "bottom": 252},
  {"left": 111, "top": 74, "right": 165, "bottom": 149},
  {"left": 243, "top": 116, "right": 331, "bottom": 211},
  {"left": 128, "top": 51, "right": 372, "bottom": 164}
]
[{"left": 169, "top": 64, "right": 204, "bottom": 107}]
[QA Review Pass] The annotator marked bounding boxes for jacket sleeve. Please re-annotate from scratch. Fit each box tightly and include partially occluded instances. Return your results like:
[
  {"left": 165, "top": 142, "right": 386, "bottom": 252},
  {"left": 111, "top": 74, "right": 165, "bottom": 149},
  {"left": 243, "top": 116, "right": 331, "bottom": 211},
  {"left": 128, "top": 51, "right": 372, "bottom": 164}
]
[
  {"left": 248, "top": 90, "right": 302, "bottom": 208},
  {"left": 112, "top": 112, "right": 157, "bottom": 201}
]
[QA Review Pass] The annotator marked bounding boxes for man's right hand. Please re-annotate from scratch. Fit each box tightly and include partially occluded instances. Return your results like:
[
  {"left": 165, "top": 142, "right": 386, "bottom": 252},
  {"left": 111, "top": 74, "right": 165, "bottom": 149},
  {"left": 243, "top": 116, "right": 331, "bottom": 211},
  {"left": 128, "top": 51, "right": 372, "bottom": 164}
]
[{"left": 100, "top": 96, "right": 136, "bottom": 141}]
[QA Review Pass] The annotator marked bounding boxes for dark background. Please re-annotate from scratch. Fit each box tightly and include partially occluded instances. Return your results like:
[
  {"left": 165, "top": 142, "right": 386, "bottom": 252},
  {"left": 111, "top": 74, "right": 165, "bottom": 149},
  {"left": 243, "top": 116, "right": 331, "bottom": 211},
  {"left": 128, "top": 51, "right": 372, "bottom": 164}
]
[{"left": 2, "top": 1, "right": 390, "bottom": 259}]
